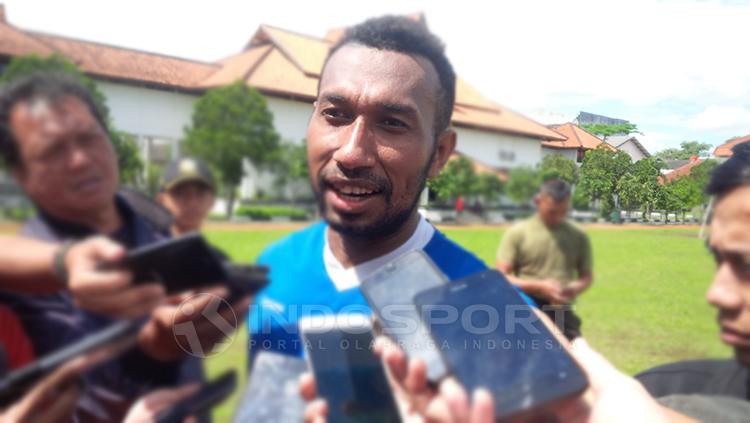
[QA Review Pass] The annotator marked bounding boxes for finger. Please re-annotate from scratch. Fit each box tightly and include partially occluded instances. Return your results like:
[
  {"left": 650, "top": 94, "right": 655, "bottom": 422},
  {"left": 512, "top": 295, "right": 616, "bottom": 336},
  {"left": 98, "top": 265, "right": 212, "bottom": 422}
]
[
  {"left": 75, "top": 284, "right": 166, "bottom": 318},
  {"left": 470, "top": 389, "right": 494, "bottom": 423},
  {"left": 404, "top": 357, "right": 428, "bottom": 395},
  {"left": 69, "top": 269, "right": 133, "bottom": 295},
  {"left": 35, "top": 382, "right": 81, "bottom": 423},
  {"left": 299, "top": 373, "right": 317, "bottom": 401},
  {"left": 569, "top": 338, "right": 621, "bottom": 391},
  {"left": 303, "top": 399, "right": 328, "bottom": 423},
  {"left": 382, "top": 340, "right": 409, "bottom": 384},
  {"left": 87, "top": 236, "right": 127, "bottom": 263},
  {"left": 439, "top": 378, "right": 470, "bottom": 422}
]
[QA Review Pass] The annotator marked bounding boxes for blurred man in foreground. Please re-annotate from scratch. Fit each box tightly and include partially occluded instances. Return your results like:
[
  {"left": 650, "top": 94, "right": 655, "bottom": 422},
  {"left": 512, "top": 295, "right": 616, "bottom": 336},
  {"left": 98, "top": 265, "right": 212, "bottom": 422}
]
[
  {"left": 0, "top": 73, "right": 249, "bottom": 421},
  {"left": 497, "top": 179, "right": 592, "bottom": 339}
]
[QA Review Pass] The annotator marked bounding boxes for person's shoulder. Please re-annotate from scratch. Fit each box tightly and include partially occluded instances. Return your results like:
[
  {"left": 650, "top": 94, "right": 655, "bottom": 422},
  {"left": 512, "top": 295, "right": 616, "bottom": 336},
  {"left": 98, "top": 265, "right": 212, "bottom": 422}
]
[
  {"left": 562, "top": 219, "right": 589, "bottom": 239},
  {"left": 424, "top": 229, "right": 487, "bottom": 280},
  {"left": 635, "top": 358, "right": 738, "bottom": 397},
  {"left": 257, "top": 221, "right": 327, "bottom": 264}
]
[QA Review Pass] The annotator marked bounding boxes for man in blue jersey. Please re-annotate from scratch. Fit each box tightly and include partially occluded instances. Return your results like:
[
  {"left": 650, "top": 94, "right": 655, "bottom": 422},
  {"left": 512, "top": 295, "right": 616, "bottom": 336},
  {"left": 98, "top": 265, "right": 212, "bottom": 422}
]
[{"left": 248, "top": 16, "right": 526, "bottom": 357}]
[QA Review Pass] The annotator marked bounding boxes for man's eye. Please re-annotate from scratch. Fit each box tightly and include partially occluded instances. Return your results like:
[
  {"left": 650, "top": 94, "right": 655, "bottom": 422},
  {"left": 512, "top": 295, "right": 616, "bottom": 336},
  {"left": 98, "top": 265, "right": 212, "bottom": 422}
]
[
  {"left": 321, "top": 109, "right": 350, "bottom": 122},
  {"left": 380, "top": 118, "right": 408, "bottom": 130}
]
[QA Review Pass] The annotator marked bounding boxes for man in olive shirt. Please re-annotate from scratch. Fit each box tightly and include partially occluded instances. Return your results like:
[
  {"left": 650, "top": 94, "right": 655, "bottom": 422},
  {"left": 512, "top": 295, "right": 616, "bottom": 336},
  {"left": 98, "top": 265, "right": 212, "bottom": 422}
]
[{"left": 496, "top": 179, "right": 592, "bottom": 339}]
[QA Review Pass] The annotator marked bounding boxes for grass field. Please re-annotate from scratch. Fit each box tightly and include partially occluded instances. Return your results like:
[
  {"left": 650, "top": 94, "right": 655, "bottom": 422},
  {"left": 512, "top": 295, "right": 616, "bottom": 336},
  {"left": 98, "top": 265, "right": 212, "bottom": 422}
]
[{"left": 202, "top": 224, "right": 731, "bottom": 422}]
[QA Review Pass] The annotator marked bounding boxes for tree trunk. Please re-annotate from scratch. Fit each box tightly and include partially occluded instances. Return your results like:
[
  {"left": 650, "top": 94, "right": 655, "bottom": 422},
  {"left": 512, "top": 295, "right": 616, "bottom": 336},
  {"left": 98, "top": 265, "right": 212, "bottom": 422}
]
[{"left": 226, "top": 186, "right": 236, "bottom": 220}]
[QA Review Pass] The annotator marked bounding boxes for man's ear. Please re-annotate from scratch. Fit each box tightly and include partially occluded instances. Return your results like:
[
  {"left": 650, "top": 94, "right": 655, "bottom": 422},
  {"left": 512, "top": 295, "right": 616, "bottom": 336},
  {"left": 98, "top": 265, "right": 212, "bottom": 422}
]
[{"left": 427, "top": 129, "right": 457, "bottom": 179}]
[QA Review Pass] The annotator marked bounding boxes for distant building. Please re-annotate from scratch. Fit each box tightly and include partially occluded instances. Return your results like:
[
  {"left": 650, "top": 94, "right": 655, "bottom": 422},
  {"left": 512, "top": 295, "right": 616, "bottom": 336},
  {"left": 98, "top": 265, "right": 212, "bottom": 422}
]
[
  {"left": 661, "top": 156, "right": 703, "bottom": 183},
  {"left": 0, "top": 6, "right": 564, "bottom": 201},
  {"left": 542, "top": 123, "right": 614, "bottom": 164},
  {"left": 574, "top": 111, "right": 630, "bottom": 127},
  {"left": 604, "top": 135, "right": 650, "bottom": 162},
  {"left": 713, "top": 135, "right": 750, "bottom": 161}
]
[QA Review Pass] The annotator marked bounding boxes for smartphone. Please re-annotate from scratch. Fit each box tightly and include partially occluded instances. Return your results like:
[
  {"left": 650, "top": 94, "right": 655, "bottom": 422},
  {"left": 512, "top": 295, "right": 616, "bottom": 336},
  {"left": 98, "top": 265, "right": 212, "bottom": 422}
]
[
  {"left": 156, "top": 370, "right": 237, "bottom": 423},
  {"left": 233, "top": 351, "right": 307, "bottom": 422},
  {"left": 300, "top": 314, "right": 401, "bottom": 423},
  {"left": 360, "top": 250, "right": 448, "bottom": 382},
  {"left": 0, "top": 319, "right": 140, "bottom": 406},
  {"left": 114, "top": 233, "right": 229, "bottom": 294},
  {"left": 414, "top": 270, "right": 589, "bottom": 420},
  {"left": 223, "top": 263, "right": 270, "bottom": 300}
]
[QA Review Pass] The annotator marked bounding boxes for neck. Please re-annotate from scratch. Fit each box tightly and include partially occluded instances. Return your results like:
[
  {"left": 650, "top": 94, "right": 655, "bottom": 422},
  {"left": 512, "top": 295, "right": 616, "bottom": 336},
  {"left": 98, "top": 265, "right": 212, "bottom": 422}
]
[
  {"left": 49, "top": 201, "right": 122, "bottom": 234},
  {"left": 171, "top": 224, "right": 199, "bottom": 236},
  {"left": 327, "top": 212, "right": 421, "bottom": 268}
]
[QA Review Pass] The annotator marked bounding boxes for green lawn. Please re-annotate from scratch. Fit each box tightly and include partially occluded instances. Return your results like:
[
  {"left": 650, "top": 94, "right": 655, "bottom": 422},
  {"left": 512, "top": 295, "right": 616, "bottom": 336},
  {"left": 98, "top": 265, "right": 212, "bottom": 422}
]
[{"left": 204, "top": 225, "right": 731, "bottom": 422}]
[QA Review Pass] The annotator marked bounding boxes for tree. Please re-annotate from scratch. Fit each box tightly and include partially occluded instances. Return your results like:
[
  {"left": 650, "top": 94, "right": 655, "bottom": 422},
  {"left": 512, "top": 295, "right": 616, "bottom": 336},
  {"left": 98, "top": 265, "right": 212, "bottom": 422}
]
[
  {"left": 506, "top": 166, "right": 540, "bottom": 206},
  {"left": 0, "top": 54, "right": 143, "bottom": 184},
  {"left": 476, "top": 173, "right": 504, "bottom": 204},
  {"left": 272, "top": 139, "right": 309, "bottom": 202},
  {"left": 578, "top": 146, "right": 633, "bottom": 217},
  {"left": 629, "top": 157, "right": 663, "bottom": 219},
  {"left": 580, "top": 123, "right": 639, "bottom": 138},
  {"left": 540, "top": 153, "right": 578, "bottom": 184},
  {"left": 183, "top": 81, "right": 280, "bottom": 217},
  {"left": 661, "top": 159, "right": 718, "bottom": 214},
  {"left": 427, "top": 156, "right": 478, "bottom": 201},
  {"left": 654, "top": 141, "right": 712, "bottom": 160}
]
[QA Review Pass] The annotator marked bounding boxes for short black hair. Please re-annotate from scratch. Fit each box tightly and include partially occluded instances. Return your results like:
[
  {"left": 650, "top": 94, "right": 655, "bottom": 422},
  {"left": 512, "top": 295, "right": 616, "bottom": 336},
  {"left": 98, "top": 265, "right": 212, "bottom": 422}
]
[
  {"left": 706, "top": 141, "right": 750, "bottom": 197},
  {"left": 540, "top": 179, "right": 572, "bottom": 202},
  {"left": 0, "top": 72, "right": 107, "bottom": 167},
  {"left": 325, "top": 15, "right": 456, "bottom": 135}
]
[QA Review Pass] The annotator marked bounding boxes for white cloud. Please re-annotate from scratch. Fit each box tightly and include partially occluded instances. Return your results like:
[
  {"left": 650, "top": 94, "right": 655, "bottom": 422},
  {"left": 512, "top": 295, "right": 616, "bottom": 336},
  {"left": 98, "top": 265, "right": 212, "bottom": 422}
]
[{"left": 688, "top": 105, "right": 750, "bottom": 133}]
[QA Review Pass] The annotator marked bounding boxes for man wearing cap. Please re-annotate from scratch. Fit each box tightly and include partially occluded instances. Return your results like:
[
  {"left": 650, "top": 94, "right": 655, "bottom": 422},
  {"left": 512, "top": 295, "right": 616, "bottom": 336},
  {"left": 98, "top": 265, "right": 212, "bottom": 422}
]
[{"left": 158, "top": 157, "right": 216, "bottom": 236}]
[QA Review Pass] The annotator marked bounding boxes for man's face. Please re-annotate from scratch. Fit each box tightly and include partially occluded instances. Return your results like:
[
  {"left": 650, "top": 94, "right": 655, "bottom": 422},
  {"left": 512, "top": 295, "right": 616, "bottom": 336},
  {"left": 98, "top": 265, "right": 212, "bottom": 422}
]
[
  {"left": 10, "top": 96, "right": 119, "bottom": 219},
  {"left": 706, "top": 185, "right": 750, "bottom": 366},
  {"left": 158, "top": 181, "right": 215, "bottom": 233},
  {"left": 307, "top": 44, "right": 455, "bottom": 237},
  {"left": 536, "top": 194, "right": 570, "bottom": 228}
]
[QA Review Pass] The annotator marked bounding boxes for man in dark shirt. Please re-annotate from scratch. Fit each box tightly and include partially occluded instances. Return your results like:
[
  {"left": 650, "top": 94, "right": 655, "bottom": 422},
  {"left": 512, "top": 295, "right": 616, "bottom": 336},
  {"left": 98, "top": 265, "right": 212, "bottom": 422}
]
[
  {"left": 637, "top": 142, "right": 750, "bottom": 402},
  {"left": 0, "top": 73, "right": 249, "bottom": 421}
]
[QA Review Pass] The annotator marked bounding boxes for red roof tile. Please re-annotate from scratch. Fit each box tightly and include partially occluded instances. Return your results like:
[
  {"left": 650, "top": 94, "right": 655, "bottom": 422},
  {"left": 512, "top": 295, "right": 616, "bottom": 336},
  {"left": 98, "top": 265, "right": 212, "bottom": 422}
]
[
  {"left": 543, "top": 123, "right": 614, "bottom": 151},
  {"left": 714, "top": 135, "right": 750, "bottom": 157}
]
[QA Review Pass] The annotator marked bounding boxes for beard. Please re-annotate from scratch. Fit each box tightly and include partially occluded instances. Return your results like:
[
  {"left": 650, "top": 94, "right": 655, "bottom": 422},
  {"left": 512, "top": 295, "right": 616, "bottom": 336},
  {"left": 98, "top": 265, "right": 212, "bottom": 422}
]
[{"left": 314, "top": 149, "right": 436, "bottom": 240}]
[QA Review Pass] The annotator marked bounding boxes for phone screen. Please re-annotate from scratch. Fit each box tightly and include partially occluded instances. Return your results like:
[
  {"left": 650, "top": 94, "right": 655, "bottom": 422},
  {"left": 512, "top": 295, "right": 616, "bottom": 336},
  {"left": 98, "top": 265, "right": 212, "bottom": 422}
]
[
  {"left": 361, "top": 250, "right": 448, "bottom": 382},
  {"left": 300, "top": 315, "right": 400, "bottom": 423},
  {"left": 415, "top": 270, "right": 588, "bottom": 419}
]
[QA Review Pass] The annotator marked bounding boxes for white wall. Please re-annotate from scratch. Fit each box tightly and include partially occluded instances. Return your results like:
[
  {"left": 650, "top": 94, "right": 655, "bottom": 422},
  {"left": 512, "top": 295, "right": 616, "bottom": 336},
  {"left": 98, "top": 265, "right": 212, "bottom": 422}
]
[
  {"left": 266, "top": 97, "right": 313, "bottom": 144},
  {"left": 98, "top": 81, "right": 196, "bottom": 140},
  {"left": 618, "top": 140, "right": 647, "bottom": 162},
  {"left": 541, "top": 147, "right": 578, "bottom": 162},
  {"left": 454, "top": 126, "right": 542, "bottom": 169}
]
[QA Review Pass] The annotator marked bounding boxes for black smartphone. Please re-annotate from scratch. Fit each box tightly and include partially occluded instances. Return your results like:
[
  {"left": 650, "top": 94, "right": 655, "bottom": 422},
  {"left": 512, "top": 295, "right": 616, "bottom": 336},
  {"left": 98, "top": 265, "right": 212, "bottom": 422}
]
[
  {"left": 156, "top": 370, "right": 237, "bottom": 423},
  {"left": 0, "top": 319, "right": 140, "bottom": 407},
  {"left": 223, "top": 263, "right": 270, "bottom": 300},
  {"left": 414, "top": 270, "right": 589, "bottom": 420},
  {"left": 233, "top": 351, "right": 307, "bottom": 422},
  {"left": 115, "top": 233, "right": 229, "bottom": 294},
  {"left": 360, "top": 250, "right": 448, "bottom": 382},
  {"left": 300, "top": 314, "right": 401, "bottom": 423}
]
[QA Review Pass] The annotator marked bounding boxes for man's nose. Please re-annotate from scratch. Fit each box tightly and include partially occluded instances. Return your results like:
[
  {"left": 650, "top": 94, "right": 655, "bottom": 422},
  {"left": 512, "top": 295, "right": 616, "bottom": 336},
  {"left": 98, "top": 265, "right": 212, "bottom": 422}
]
[
  {"left": 706, "top": 263, "right": 743, "bottom": 311},
  {"left": 331, "top": 117, "right": 376, "bottom": 170},
  {"left": 68, "top": 145, "right": 91, "bottom": 169}
]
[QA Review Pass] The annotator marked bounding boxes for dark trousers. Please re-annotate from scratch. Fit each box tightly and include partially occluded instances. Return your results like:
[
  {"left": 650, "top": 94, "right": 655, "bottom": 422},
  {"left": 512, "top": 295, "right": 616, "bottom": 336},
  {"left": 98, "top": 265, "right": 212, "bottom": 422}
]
[{"left": 530, "top": 296, "right": 582, "bottom": 341}]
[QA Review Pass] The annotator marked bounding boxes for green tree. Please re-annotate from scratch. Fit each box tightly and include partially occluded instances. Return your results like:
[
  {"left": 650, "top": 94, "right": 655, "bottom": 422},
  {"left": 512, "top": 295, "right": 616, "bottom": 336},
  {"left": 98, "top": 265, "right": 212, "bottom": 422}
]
[
  {"left": 578, "top": 146, "right": 633, "bottom": 216},
  {"left": 506, "top": 166, "right": 540, "bottom": 206},
  {"left": 654, "top": 141, "right": 712, "bottom": 160},
  {"left": 272, "top": 139, "right": 309, "bottom": 202},
  {"left": 0, "top": 54, "right": 143, "bottom": 184},
  {"left": 427, "top": 156, "right": 478, "bottom": 200},
  {"left": 580, "top": 123, "right": 639, "bottom": 138},
  {"left": 183, "top": 81, "right": 280, "bottom": 217},
  {"left": 476, "top": 173, "right": 504, "bottom": 203},
  {"left": 540, "top": 153, "right": 578, "bottom": 184},
  {"left": 629, "top": 157, "right": 663, "bottom": 219},
  {"left": 661, "top": 159, "right": 718, "bottom": 215}
]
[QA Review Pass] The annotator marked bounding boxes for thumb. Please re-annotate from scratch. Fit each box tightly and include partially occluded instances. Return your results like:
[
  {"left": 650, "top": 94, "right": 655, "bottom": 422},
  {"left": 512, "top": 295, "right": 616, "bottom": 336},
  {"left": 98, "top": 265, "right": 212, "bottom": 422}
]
[
  {"left": 569, "top": 338, "right": 621, "bottom": 392},
  {"left": 89, "top": 237, "right": 126, "bottom": 262}
]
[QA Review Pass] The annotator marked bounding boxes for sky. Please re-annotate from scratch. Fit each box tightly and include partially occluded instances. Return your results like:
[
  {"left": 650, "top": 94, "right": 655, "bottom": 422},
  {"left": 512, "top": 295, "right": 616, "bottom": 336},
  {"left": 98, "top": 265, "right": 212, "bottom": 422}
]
[{"left": 3, "top": 0, "right": 749, "bottom": 153}]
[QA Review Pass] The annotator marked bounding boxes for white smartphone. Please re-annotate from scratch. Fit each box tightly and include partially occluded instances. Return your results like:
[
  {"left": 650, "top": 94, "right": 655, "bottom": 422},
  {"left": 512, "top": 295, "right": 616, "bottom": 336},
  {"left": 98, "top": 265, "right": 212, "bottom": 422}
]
[
  {"left": 360, "top": 250, "right": 449, "bottom": 382},
  {"left": 299, "top": 314, "right": 401, "bottom": 423}
]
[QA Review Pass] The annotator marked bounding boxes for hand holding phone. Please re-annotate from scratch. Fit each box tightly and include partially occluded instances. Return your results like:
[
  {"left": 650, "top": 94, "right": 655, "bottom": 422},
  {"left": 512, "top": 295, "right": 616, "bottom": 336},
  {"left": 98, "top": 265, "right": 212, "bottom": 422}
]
[
  {"left": 415, "top": 270, "right": 589, "bottom": 420},
  {"left": 154, "top": 371, "right": 237, "bottom": 423}
]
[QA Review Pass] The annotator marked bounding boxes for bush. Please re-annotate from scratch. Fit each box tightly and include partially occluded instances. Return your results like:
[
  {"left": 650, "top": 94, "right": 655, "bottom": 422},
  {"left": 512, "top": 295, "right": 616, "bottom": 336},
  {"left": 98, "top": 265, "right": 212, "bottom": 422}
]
[
  {"left": 1, "top": 207, "right": 35, "bottom": 221},
  {"left": 234, "top": 206, "right": 308, "bottom": 221}
]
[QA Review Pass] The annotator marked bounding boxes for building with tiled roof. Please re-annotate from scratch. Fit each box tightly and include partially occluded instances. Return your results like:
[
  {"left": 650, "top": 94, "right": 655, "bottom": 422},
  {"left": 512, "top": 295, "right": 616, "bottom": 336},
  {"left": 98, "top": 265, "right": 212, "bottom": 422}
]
[
  {"left": 0, "top": 5, "right": 564, "bottom": 200},
  {"left": 604, "top": 134, "right": 650, "bottom": 162},
  {"left": 714, "top": 135, "right": 750, "bottom": 160},
  {"left": 661, "top": 157, "right": 703, "bottom": 183},
  {"left": 541, "top": 123, "right": 614, "bottom": 164}
]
